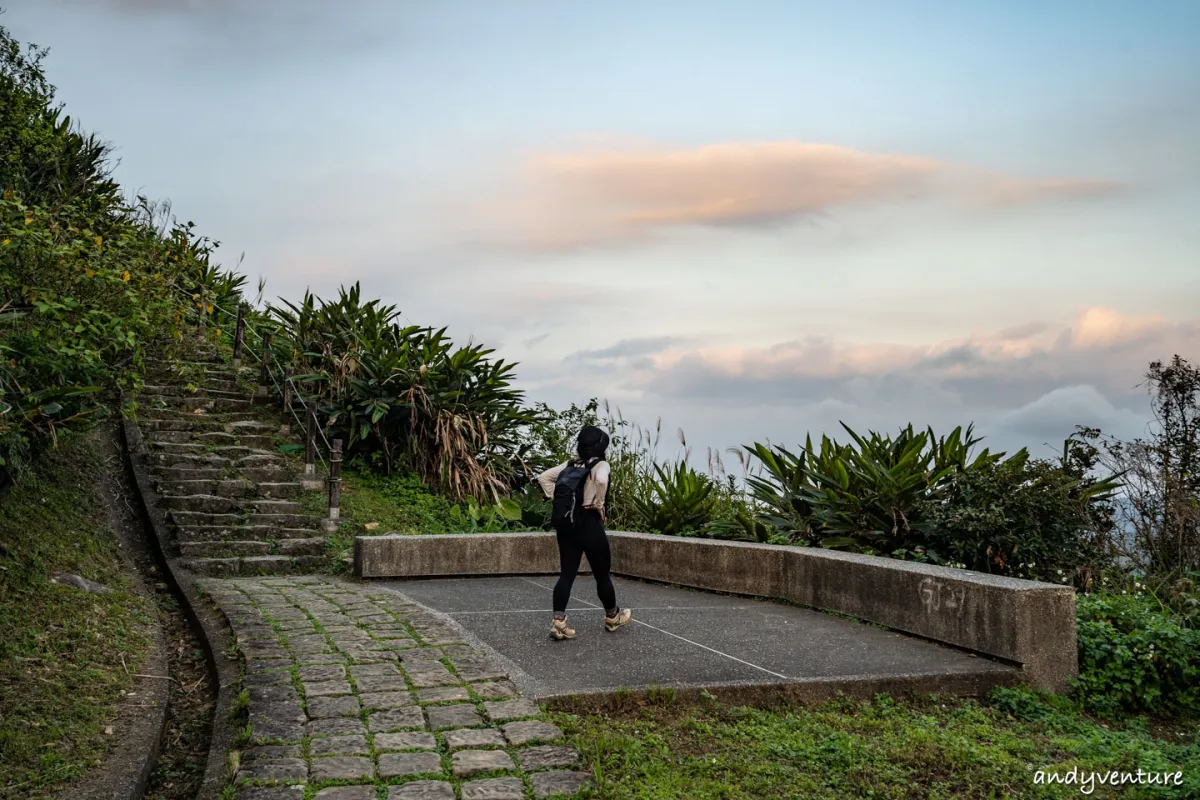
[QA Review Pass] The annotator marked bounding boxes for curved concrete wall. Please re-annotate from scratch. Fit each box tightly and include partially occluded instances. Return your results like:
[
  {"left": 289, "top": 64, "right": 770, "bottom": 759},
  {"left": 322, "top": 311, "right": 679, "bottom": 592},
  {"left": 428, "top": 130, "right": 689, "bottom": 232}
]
[{"left": 354, "top": 530, "right": 1076, "bottom": 692}]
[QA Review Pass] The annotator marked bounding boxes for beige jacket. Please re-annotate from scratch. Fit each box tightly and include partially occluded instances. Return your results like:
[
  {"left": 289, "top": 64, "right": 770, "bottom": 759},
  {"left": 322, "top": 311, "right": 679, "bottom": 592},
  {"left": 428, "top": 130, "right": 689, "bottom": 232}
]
[{"left": 536, "top": 459, "right": 610, "bottom": 519}]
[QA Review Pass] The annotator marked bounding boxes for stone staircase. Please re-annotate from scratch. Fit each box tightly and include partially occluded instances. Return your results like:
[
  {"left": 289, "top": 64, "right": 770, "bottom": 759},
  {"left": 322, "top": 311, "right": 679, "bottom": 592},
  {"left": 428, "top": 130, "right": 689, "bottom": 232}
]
[{"left": 135, "top": 341, "right": 331, "bottom": 576}]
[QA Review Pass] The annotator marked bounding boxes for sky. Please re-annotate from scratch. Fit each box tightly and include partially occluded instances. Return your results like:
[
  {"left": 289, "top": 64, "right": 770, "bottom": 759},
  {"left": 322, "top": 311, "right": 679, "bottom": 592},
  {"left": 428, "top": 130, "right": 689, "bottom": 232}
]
[{"left": 5, "top": 0, "right": 1199, "bottom": 470}]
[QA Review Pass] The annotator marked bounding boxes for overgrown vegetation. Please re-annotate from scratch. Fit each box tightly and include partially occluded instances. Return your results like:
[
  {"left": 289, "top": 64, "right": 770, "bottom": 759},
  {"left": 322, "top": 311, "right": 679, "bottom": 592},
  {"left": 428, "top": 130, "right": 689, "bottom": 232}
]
[
  {"left": 0, "top": 429, "right": 153, "bottom": 799},
  {"left": 0, "top": 17, "right": 242, "bottom": 489},
  {"left": 558, "top": 688, "right": 1199, "bottom": 799}
]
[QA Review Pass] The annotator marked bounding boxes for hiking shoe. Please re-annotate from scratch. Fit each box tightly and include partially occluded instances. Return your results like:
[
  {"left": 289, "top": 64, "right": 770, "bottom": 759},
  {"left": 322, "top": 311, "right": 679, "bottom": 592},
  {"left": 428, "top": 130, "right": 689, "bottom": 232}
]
[
  {"left": 550, "top": 617, "right": 576, "bottom": 640},
  {"left": 604, "top": 608, "right": 632, "bottom": 632}
]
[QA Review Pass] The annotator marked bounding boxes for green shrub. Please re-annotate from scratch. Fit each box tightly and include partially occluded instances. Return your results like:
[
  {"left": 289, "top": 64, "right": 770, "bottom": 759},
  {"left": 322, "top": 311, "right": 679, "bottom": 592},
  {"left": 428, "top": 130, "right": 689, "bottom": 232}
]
[
  {"left": 737, "top": 423, "right": 1024, "bottom": 554},
  {"left": 631, "top": 459, "right": 718, "bottom": 536},
  {"left": 920, "top": 456, "right": 1115, "bottom": 582},
  {"left": 1074, "top": 591, "right": 1200, "bottom": 717},
  {"left": 268, "top": 284, "right": 538, "bottom": 503}
]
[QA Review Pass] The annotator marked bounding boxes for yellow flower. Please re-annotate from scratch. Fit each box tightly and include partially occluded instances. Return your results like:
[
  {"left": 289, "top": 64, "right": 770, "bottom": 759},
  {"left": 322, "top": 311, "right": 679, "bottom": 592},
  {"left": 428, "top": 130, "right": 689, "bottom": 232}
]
[
  {"left": 206, "top": 303, "right": 214, "bottom": 314},
  {"left": 95, "top": 236, "right": 103, "bottom": 248},
  {"left": 86, "top": 268, "right": 95, "bottom": 278},
  {"left": 1, "top": 239, "right": 10, "bottom": 246},
  {"left": 121, "top": 270, "right": 131, "bottom": 282}
]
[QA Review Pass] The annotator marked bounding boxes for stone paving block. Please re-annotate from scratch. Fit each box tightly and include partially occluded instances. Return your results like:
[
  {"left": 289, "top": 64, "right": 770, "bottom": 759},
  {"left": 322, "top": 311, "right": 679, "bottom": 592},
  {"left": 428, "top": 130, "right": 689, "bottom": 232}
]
[
  {"left": 451, "top": 749, "right": 516, "bottom": 777},
  {"left": 242, "top": 744, "right": 302, "bottom": 762},
  {"left": 306, "top": 695, "right": 361, "bottom": 719},
  {"left": 235, "top": 757, "right": 307, "bottom": 783},
  {"left": 310, "top": 734, "right": 369, "bottom": 755},
  {"left": 471, "top": 682, "right": 518, "bottom": 700},
  {"left": 245, "top": 671, "right": 292, "bottom": 686},
  {"left": 304, "top": 680, "right": 353, "bottom": 697},
  {"left": 248, "top": 685, "right": 300, "bottom": 704},
  {"left": 368, "top": 706, "right": 426, "bottom": 732},
  {"left": 417, "top": 685, "right": 470, "bottom": 703},
  {"left": 250, "top": 704, "right": 306, "bottom": 726},
  {"left": 354, "top": 675, "right": 409, "bottom": 693},
  {"left": 235, "top": 787, "right": 306, "bottom": 800},
  {"left": 530, "top": 771, "right": 591, "bottom": 798},
  {"left": 349, "top": 664, "right": 400, "bottom": 678},
  {"left": 484, "top": 698, "right": 540, "bottom": 722},
  {"left": 519, "top": 746, "right": 580, "bottom": 770},
  {"left": 298, "top": 664, "right": 345, "bottom": 682},
  {"left": 405, "top": 669, "right": 459, "bottom": 689},
  {"left": 374, "top": 731, "right": 437, "bottom": 751},
  {"left": 306, "top": 717, "right": 367, "bottom": 738},
  {"left": 501, "top": 721, "right": 564, "bottom": 746},
  {"left": 249, "top": 719, "right": 304, "bottom": 744},
  {"left": 313, "top": 788, "right": 377, "bottom": 800},
  {"left": 378, "top": 751, "right": 444, "bottom": 778},
  {"left": 460, "top": 777, "right": 526, "bottom": 800},
  {"left": 297, "top": 653, "right": 346, "bottom": 665},
  {"left": 443, "top": 728, "right": 507, "bottom": 750},
  {"left": 359, "top": 691, "right": 414, "bottom": 710},
  {"left": 386, "top": 780, "right": 455, "bottom": 799},
  {"left": 427, "top": 704, "right": 483, "bottom": 730},
  {"left": 309, "top": 756, "right": 375, "bottom": 781}
]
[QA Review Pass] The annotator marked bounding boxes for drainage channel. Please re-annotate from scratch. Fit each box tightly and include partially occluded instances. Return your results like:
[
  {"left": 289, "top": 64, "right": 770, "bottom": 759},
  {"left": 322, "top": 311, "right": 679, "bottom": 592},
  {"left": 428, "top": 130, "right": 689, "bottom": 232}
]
[{"left": 104, "top": 423, "right": 218, "bottom": 800}]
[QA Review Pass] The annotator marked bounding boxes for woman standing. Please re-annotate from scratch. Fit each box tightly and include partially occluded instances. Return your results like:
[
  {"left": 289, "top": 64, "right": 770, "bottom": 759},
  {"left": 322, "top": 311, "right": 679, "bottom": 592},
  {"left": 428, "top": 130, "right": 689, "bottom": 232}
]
[{"left": 536, "top": 426, "right": 633, "bottom": 640}]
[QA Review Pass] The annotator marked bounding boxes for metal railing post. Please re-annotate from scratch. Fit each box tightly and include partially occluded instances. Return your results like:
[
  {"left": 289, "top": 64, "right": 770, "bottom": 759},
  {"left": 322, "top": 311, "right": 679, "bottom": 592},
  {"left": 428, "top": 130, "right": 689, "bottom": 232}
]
[
  {"left": 322, "top": 438, "right": 343, "bottom": 532},
  {"left": 256, "top": 331, "right": 272, "bottom": 399},
  {"left": 232, "top": 305, "right": 246, "bottom": 368}
]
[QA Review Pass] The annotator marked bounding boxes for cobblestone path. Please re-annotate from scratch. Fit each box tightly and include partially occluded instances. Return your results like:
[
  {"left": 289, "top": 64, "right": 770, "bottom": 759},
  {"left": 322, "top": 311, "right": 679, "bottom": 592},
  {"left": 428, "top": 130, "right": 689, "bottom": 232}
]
[{"left": 199, "top": 576, "right": 590, "bottom": 800}]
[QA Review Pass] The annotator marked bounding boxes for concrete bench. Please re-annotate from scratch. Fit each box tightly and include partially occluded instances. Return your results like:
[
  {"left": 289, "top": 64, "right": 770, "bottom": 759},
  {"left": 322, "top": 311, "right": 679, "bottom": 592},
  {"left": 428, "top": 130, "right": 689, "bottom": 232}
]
[{"left": 355, "top": 530, "right": 1076, "bottom": 692}]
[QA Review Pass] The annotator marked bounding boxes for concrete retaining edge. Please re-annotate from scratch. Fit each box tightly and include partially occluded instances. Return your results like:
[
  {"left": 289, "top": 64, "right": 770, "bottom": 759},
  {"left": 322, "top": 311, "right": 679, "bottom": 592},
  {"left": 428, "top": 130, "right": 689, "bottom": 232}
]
[
  {"left": 355, "top": 530, "right": 1077, "bottom": 692},
  {"left": 120, "top": 414, "right": 239, "bottom": 800},
  {"left": 544, "top": 669, "right": 1021, "bottom": 714}
]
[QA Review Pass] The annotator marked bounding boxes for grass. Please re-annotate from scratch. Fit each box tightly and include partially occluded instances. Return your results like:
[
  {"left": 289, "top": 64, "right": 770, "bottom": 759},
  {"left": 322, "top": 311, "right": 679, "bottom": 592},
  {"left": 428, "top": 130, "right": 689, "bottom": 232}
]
[
  {"left": 0, "top": 429, "right": 154, "bottom": 799},
  {"left": 555, "top": 688, "right": 1200, "bottom": 799}
]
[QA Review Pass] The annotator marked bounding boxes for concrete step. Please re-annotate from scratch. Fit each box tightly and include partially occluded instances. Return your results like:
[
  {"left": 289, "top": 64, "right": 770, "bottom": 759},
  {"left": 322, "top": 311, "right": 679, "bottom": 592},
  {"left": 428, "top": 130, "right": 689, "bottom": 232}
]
[
  {"left": 179, "top": 555, "right": 326, "bottom": 577},
  {"left": 156, "top": 479, "right": 255, "bottom": 498},
  {"left": 140, "top": 418, "right": 222, "bottom": 434},
  {"left": 148, "top": 452, "right": 230, "bottom": 468},
  {"left": 155, "top": 466, "right": 225, "bottom": 482},
  {"left": 251, "top": 499, "right": 303, "bottom": 515},
  {"left": 249, "top": 513, "right": 317, "bottom": 529},
  {"left": 147, "top": 430, "right": 196, "bottom": 444},
  {"left": 159, "top": 494, "right": 241, "bottom": 514},
  {"left": 150, "top": 441, "right": 206, "bottom": 454},
  {"left": 193, "top": 432, "right": 276, "bottom": 449},
  {"left": 141, "top": 408, "right": 262, "bottom": 424},
  {"left": 141, "top": 384, "right": 247, "bottom": 400},
  {"left": 180, "top": 540, "right": 273, "bottom": 558},
  {"left": 239, "top": 467, "right": 298, "bottom": 484},
  {"left": 278, "top": 538, "right": 326, "bottom": 556},
  {"left": 139, "top": 394, "right": 252, "bottom": 413},
  {"left": 177, "top": 525, "right": 324, "bottom": 542},
  {"left": 169, "top": 510, "right": 240, "bottom": 528},
  {"left": 223, "top": 420, "right": 278, "bottom": 434},
  {"left": 257, "top": 482, "right": 301, "bottom": 499}
]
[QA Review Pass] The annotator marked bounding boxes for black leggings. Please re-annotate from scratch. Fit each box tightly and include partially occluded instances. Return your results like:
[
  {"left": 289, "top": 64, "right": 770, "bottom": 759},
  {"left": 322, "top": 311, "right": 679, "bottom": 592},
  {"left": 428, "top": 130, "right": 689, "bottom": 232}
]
[{"left": 552, "top": 509, "right": 617, "bottom": 613}]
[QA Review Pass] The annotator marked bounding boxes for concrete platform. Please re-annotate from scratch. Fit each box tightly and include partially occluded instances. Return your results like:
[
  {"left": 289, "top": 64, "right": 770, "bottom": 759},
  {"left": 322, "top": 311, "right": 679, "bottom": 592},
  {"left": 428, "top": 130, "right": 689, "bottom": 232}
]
[{"left": 375, "top": 575, "right": 1018, "bottom": 705}]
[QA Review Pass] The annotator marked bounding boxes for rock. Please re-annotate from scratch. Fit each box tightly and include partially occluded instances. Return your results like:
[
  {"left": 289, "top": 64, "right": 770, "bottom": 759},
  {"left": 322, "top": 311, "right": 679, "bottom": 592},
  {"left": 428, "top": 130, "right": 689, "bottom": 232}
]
[
  {"left": 460, "top": 777, "right": 526, "bottom": 800},
  {"left": 50, "top": 573, "right": 113, "bottom": 594},
  {"left": 451, "top": 749, "right": 515, "bottom": 777},
  {"left": 530, "top": 771, "right": 592, "bottom": 798}
]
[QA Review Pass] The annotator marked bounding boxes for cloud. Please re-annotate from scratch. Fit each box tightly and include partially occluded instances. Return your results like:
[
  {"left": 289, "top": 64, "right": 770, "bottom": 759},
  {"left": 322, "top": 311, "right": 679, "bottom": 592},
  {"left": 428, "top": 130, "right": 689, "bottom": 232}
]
[
  {"left": 617, "top": 308, "right": 1198, "bottom": 414},
  {"left": 472, "top": 141, "right": 1121, "bottom": 250},
  {"left": 571, "top": 336, "right": 683, "bottom": 362}
]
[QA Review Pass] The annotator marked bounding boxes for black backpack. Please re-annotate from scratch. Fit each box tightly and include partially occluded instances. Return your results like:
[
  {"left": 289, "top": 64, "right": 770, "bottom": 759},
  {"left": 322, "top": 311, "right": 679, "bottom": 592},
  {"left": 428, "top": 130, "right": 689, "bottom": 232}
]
[{"left": 550, "top": 457, "right": 599, "bottom": 528}]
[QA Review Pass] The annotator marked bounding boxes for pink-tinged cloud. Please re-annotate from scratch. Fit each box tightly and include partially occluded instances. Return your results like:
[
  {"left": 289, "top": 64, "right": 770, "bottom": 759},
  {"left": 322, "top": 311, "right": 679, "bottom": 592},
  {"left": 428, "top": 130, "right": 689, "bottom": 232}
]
[
  {"left": 475, "top": 141, "right": 1121, "bottom": 250},
  {"left": 611, "top": 307, "right": 1198, "bottom": 410}
]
